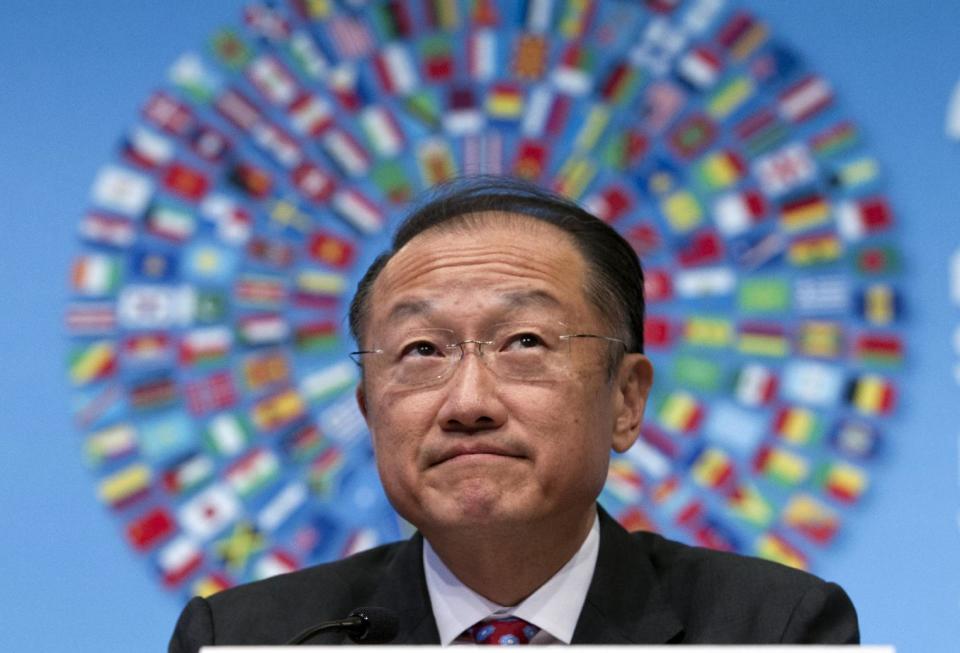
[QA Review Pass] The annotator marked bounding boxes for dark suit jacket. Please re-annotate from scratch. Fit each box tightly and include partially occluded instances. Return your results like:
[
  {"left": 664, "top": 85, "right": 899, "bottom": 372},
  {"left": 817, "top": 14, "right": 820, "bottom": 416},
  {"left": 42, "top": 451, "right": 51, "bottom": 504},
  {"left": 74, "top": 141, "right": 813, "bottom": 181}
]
[{"left": 169, "top": 508, "right": 858, "bottom": 650}]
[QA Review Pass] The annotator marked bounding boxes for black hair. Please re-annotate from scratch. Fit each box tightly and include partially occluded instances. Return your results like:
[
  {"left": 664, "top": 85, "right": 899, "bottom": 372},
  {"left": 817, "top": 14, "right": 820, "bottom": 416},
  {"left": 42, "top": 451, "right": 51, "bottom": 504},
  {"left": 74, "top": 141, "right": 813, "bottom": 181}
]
[{"left": 348, "top": 176, "right": 645, "bottom": 358}]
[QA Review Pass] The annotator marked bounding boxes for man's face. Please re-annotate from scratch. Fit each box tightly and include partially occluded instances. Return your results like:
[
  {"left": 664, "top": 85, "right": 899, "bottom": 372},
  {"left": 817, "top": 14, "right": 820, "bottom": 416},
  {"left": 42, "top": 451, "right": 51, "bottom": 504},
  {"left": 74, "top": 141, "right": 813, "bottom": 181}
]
[{"left": 356, "top": 215, "right": 651, "bottom": 537}]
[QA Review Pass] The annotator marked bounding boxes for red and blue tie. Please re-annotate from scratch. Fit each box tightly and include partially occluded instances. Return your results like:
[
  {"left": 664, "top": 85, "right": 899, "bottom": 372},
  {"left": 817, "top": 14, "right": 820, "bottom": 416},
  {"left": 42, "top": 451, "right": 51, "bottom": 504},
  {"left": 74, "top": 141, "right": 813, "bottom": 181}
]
[{"left": 462, "top": 616, "right": 540, "bottom": 645}]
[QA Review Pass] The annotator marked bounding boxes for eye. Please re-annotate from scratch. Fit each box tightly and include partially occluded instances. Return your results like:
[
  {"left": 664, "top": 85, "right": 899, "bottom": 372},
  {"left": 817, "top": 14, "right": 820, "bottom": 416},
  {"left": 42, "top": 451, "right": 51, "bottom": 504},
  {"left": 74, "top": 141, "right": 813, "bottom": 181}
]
[
  {"left": 504, "top": 332, "right": 546, "bottom": 351},
  {"left": 400, "top": 340, "right": 443, "bottom": 359}
]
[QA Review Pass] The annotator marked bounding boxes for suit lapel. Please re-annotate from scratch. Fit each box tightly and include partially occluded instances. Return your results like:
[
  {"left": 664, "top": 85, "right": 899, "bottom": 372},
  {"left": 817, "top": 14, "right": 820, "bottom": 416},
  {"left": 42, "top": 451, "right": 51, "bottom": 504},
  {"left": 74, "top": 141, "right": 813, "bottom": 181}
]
[
  {"left": 364, "top": 532, "right": 441, "bottom": 644},
  {"left": 571, "top": 507, "right": 684, "bottom": 644}
]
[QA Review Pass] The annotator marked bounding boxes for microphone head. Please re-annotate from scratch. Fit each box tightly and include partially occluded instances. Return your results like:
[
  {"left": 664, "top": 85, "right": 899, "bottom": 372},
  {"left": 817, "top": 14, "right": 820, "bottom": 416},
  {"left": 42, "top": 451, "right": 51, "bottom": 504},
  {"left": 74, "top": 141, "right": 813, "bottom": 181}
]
[{"left": 348, "top": 606, "right": 400, "bottom": 644}]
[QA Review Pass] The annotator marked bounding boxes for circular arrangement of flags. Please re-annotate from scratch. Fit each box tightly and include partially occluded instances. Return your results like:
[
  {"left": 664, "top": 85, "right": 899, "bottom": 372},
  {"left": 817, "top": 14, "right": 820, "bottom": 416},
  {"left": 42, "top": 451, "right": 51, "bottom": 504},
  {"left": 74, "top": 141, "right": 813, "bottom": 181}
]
[{"left": 66, "top": 0, "right": 904, "bottom": 598}]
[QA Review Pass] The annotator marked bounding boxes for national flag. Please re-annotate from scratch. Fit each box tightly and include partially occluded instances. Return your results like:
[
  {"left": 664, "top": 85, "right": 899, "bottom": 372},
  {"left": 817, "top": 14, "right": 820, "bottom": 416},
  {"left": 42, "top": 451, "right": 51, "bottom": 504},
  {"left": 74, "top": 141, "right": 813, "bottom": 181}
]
[
  {"left": 215, "top": 88, "right": 262, "bottom": 132},
  {"left": 252, "top": 550, "right": 299, "bottom": 581},
  {"left": 189, "top": 122, "right": 230, "bottom": 163},
  {"left": 693, "top": 518, "right": 740, "bottom": 553},
  {"left": 371, "top": 44, "right": 418, "bottom": 98},
  {"left": 294, "top": 321, "right": 339, "bottom": 353},
  {"left": 72, "top": 382, "right": 124, "bottom": 428},
  {"left": 129, "top": 374, "right": 178, "bottom": 412},
  {"left": 853, "top": 333, "right": 903, "bottom": 366},
  {"left": 856, "top": 283, "right": 902, "bottom": 326},
  {"left": 797, "top": 321, "right": 843, "bottom": 359},
  {"left": 443, "top": 86, "right": 484, "bottom": 136},
  {"left": 749, "top": 43, "right": 799, "bottom": 87},
  {"left": 372, "top": 160, "right": 415, "bottom": 204},
  {"left": 300, "top": 361, "right": 359, "bottom": 404},
  {"left": 416, "top": 138, "right": 458, "bottom": 187},
  {"left": 292, "top": 270, "right": 346, "bottom": 309},
  {"left": 242, "top": 3, "right": 291, "bottom": 41},
  {"left": 226, "top": 448, "right": 281, "bottom": 498},
  {"left": 551, "top": 43, "right": 595, "bottom": 96},
  {"left": 307, "top": 445, "right": 345, "bottom": 494},
  {"left": 331, "top": 188, "right": 384, "bottom": 235},
  {"left": 325, "top": 14, "right": 375, "bottom": 60},
  {"left": 468, "top": 29, "right": 497, "bottom": 82},
  {"left": 288, "top": 29, "right": 330, "bottom": 79},
  {"left": 235, "top": 274, "right": 286, "bottom": 309},
  {"left": 598, "top": 60, "right": 641, "bottom": 106},
  {"left": 156, "top": 535, "right": 203, "bottom": 587},
  {"left": 179, "top": 325, "right": 233, "bottom": 366},
  {"left": 793, "top": 275, "right": 851, "bottom": 315},
  {"left": 168, "top": 52, "right": 221, "bottom": 104},
  {"left": 521, "top": 0, "right": 555, "bottom": 33},
  {"left": 716, "top": 12, "right": 768, "bottom": 61},
  {"left": 780, "top": 360, "right": 845, "bottom": 407},
  {"left": 98, "top": 463, "right": 152, "bottom": 509},
  {"left": 829, "top": 418, "right": 881, "bottom": 460},
  {"left": 713, "top": 189, "right": 766, "bottom": 236},
  {"left": 178, "top": 483, "right": 241, "bottom": 541},
  {"left": 161, "top": 452, "right": 214, "bottom": 496},
  {"left": 122, "top": 126, "right": 174, "bottom": 170},
  {"left": 257, "top": 482, "right": 309, "bottom": 532},
  {"left": 837, "top": 197, "right": 893, "bottom": 241},
  {"left": 471, "top": 0, "right": 500, "bottom": 26},
  {"left": 185, "top": 371, "right": 238, "bottom": 417},
  {"left": 200, "top": 194, "right": 252, "bottom": 245},
  {"left": 359, "top": 105, "right": 404, "bottom": 158},
  {"left": 203, "top": 412, "right": 251, "bottom": 458},
  {"left": 683, "top": 316, "right": 733, "bottom": 348},
  {"left": 755, "top": 533, "right": 807, "bottom": 570},
  {"left": 706, "top": 75, "right": 755, "bottom": 120},
  {"left": 735, "top": 108, "right": 788, "bottom": 156},
  {"left": 828, "top": 156, "right": 880, "bottom": 191},
  {"left": 512, "top": 33, "right": 548, "bottom": 80},
  {"left": 779, "top": 193, "right": 830, "bottom": 233},
  {"left": 322, "top": 128, "right": 371, "bottom": 177},
  {"left": 752, "top": 143, "right": 817, "bottom": 197},
  {"left": 520, "top": 86, "right": 556, "bottom": 137},
  {"left": 651, "top": 477, "right": 703, "bottom": 528},
  {"left": 552, "top": 156, "right": 596, "bottom": 200},
  {"left": 71, "top": 254, "right": 121, "bottom": 297},
  {"left": 854, "top": 244, "right": 900, "bottom": 275},
  {"left": 69, "top": 340, "right": 117, "bottom": 386},
  {"left": 676, "top": 231, "right": 724, "bottom": 268},
  {"left": 703, "top": 401, "right": 767, "bottom": 455},
  {"left": 402, "top": 89, "right": 442, "bottom": 128},
  {"left": 783, "top": 495, "right": 839, "bottom": 545},
  {"left": 674, "top": 267, "right": 735, "bottom": 299},
  {"left": 779, "top": 75, "right": 833, "bottom": 123},
  {"left": 250, "top": 121, "right": 304, "bottom": 169},
  {"left": 372, "top": 0, "right": 413, "bottom": 39},
  {"left": 689, "top": 446, "right": 736, "bottom": 490},
  {"left": 810, "top": 121, "right": 859, "bottom": 160},
  {"left": 657, "top": 391, "right": 703, "bottom": 434},
  {"left": 287, "top": 93, "right": 333, "bottom": 137},
  {"left": 583, "top": 185, "right": 633, "bottom": 223},
  {"left": 726, "top": 482, "right": 773, "bottom": 528},
  {"left": 660, "top": 190, "right": 703, "bottom": 234},
  {"left": 602, "top": 128, "right": 648, "bottom": 171},
  {"left": 246, "top": 237, "right": 295, "bottom": 270},
  {"left": 328, "top": 64, "right": 369, "bottom": 112},
  {"left": 418, "top": 33, "right": 455, "bottom": 81},
  {"left": 163, "top": 163, "right": 209, "bottom": 202},
  {"left": 639, "top": 81, "right": 686, "bottom": 134},
  {"left": 242, "top": 351, "right": 290, "bottom": 392},
  {"left": 733, "top": 363, "right": 777, "bottom": 406},
  {"left": 788, "top": 232, "right": 842, "bottom": 267},
  {"left": 675, "top": 46, "right": 721, "bottom": 91},
  {"left": 128, "top": 249, "right": 177, "bottom": 283},
  {"left": 846, "top": 374, "right": 896, "bottom": 415},
  {"left": 513, "top": 138, "right": 547, "bottom": 180},
  {"left": 308, "top": 231, "right": 355, "bottom": 269},
  {"left": 246, "top": 55, "right": 299, "bottom": 107},
  {"left": 557, "top": 0, "right": 595, "bottom": 38},
  {"left": 572, "top": 104, "right": 610, "bottom": 152},
  {"left": 137, "top": 412, "right": 196, "bottom": 465},
  {"left": 737, "top": 322, "right": 789, "bottom": 357},
  {"left": 695, "top": 149, "right": 745, "bottom": 190},
  {"left": 815, "top": 460, "right": 868, "bottom": 504},
  {"left": 117, "top": 284, "right": 195, "bottom": 331},
  {"left": 774, "top": 406, "right": 822, "bottom": 446},
  {"left": 78, "top": 213, "right": 135, "bottom": 249},
  {"left": 291, "top": 162, "right": 336, "bottom": 204},
  {"left": 463, "top": 132, "right": 504, "bottom": 175},
  {"left": 645, "top": 316, "right": 673, "bottom": 349},
  {"left": 84, "top": 423, "right": 137, "bottom": 467},
  {"left": 237, "top": 313, "right": 290, "bottom": 347},
  {"left": 228, "top": 161, "right": 273, "bottom": 199},
  {"left": 210, "top": 28, "right": 253, "bottom": 70},
  {"left": 90, "top": 166, "right": 153, "bottom": 217},
  {"left": 341, "top": 529, "right": 380, "bottom": 558},
  {"left": 122, "top": 333, "right": 172, "bottom": 367},
  {"left": 753, "top": 445, "right": 809, "bottom": 487},
  {"left": 145, "top": 203, "right": 196, "bottom": 242},
  {"left": 423, "top": 0, "right": 460, "bottom": 29},
  {"left": 251, "top": 389, "right": 307, "bottom": 433},
  {"left": 192, "top": 572, "right": 232, "bottom": 598},
  {"left": 142, "top": 92, "right": 195, "bottom": 136},
  {"left": 604, "top": 459, "right": 645, "bottom": 503},
  {"left": 632, "top": 427, "right": 676, "bottom": 472},
  {"left": 615, "top": 507, "right": 656, "bottom": 534},
  {"left": 126, "top": 507, "right": 175, "bottom": 551},
  {"left": 667, "top": 113, "right": 716, "bottom": 159}
]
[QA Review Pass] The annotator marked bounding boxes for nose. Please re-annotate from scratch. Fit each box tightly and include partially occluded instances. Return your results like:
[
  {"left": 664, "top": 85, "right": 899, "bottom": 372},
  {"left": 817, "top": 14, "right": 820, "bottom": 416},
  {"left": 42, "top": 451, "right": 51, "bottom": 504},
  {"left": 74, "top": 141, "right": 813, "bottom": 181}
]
[{"left": 436, "top": 344, "right": 508, "bottom": 434}]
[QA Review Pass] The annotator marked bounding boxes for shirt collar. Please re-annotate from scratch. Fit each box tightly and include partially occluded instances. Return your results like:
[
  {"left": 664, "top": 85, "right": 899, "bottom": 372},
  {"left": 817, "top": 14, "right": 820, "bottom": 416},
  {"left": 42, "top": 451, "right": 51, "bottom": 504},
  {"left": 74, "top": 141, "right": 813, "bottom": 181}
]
[{"left": 423, "top": 512, "right": 600, "bottom": 645}]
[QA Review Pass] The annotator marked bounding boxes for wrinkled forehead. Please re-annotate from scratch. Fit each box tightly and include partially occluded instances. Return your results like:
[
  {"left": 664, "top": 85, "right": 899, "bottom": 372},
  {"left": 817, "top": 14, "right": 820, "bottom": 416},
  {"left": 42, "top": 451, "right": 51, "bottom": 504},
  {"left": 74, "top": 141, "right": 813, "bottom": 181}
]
[{"left": 367, "top": 213, "right": 592, "bottom": 334}]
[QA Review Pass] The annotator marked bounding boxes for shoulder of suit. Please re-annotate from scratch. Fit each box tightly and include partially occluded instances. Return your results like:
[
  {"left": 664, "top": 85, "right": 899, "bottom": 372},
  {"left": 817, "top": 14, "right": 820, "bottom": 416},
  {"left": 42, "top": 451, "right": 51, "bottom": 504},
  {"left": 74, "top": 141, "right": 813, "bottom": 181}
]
[{"left": 629, "top": 529, "right": 827, "bottom": 595}]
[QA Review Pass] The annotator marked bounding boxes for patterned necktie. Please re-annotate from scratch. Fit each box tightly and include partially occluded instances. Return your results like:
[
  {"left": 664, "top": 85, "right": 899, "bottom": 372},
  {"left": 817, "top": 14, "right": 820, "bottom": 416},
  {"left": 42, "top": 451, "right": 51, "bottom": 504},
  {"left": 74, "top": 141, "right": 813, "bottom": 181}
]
[{"left": 462, "top": 616, "right": 540, "bottom": 645}]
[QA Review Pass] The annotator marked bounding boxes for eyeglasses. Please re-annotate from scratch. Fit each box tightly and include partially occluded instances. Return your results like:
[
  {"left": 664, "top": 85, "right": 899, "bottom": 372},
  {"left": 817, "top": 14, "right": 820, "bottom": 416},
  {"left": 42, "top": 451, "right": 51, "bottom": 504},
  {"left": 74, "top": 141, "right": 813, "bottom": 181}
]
[{"left": 350, "top": 321, "right": 626, "bottom": 388}]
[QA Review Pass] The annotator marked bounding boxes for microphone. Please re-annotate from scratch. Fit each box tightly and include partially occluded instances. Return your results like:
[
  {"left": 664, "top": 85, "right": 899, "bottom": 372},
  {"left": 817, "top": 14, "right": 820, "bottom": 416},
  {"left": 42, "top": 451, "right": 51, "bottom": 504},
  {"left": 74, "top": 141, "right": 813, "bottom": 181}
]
[{"left": 286, "top": 606, "right": 400, "bottom": 645}]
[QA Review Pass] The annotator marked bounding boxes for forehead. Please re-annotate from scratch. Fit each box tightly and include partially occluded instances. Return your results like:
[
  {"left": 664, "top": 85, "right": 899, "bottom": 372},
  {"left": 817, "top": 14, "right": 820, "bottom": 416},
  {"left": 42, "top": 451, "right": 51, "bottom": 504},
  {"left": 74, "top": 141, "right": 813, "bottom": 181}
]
[{"left": 368, "top": 213, "right": 592, "bottom": 330}]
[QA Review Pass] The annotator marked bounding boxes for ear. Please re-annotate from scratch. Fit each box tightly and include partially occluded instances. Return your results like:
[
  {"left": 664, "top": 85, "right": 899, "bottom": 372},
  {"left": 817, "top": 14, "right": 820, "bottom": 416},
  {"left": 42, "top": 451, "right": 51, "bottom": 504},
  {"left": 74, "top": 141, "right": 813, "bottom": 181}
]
[
  {"left": 356, "top": 381, "right": 368, "bottom": 420},
  {"left": 611, "top": 354, "right": 653, "bottom": 454}
]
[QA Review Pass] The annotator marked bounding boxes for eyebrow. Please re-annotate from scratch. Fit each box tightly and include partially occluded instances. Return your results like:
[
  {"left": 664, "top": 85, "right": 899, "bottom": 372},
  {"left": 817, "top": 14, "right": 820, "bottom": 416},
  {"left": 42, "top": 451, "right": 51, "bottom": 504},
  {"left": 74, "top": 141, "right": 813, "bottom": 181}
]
[
  {"left": 385, "top": 289, "right": 562, "bottom": 323},
  {"left": 385, "top": 299, "right": 435, "bottom": 323}
]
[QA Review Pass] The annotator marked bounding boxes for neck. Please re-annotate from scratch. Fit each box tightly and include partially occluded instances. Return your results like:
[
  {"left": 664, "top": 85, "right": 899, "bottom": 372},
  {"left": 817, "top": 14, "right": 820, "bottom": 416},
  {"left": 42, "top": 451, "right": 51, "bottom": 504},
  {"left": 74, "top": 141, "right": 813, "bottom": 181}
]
[{"left": 422, "top": 506, "right": 597, "bottom": 606}]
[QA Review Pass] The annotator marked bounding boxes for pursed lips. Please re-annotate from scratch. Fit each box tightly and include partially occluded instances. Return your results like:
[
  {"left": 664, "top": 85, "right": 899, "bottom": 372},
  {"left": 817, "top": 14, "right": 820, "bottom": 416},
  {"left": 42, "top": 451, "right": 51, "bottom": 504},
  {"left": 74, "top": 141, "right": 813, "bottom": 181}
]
[{"left": 430, "top": 443, "right": 526, "bottom": 467}]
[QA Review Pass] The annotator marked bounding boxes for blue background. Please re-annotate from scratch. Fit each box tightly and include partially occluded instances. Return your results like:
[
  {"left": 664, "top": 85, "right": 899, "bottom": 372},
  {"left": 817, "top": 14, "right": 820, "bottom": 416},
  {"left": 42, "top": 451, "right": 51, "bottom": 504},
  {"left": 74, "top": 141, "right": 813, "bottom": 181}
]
[{"left": 1, "top": 1, "right": 958, "bottom": 650}]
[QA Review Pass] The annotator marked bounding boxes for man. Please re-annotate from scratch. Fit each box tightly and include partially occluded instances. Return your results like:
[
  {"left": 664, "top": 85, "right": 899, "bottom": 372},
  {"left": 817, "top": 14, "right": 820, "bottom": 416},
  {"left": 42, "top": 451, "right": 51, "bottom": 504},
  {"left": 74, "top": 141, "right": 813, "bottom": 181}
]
[{"left": 170, "top": 177, "right": 858, "bottom": 650}]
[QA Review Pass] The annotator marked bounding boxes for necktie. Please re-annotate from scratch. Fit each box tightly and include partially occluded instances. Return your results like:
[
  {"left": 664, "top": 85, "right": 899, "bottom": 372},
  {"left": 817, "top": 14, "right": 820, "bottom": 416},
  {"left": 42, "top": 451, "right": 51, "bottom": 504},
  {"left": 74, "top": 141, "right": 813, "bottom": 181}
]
[{"left": 463, "top": 616, "right": 540, "bottom": 645}]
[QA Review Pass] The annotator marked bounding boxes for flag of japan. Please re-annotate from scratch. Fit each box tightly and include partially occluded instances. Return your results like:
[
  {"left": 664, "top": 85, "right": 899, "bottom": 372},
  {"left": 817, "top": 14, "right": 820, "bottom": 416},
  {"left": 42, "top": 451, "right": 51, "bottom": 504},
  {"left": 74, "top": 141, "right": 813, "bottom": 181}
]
[{"left": 177, "top": 483, "right": 241, "bottom": 541}]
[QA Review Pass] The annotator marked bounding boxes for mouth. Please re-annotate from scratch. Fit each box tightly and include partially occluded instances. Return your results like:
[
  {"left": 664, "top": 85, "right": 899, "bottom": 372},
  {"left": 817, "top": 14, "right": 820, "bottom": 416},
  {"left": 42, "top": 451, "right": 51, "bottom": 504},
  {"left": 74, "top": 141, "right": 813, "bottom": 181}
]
[{"left": 430, "top": 444, "right": 526, "bottom": 467}]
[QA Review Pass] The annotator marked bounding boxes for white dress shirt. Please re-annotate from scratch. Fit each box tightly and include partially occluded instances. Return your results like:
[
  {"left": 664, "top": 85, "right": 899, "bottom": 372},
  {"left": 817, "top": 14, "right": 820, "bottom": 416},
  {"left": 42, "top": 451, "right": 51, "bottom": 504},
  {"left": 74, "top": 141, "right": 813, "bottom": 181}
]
[{"left": 423, "top": 512, "right": 600, "bottom": 645}]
